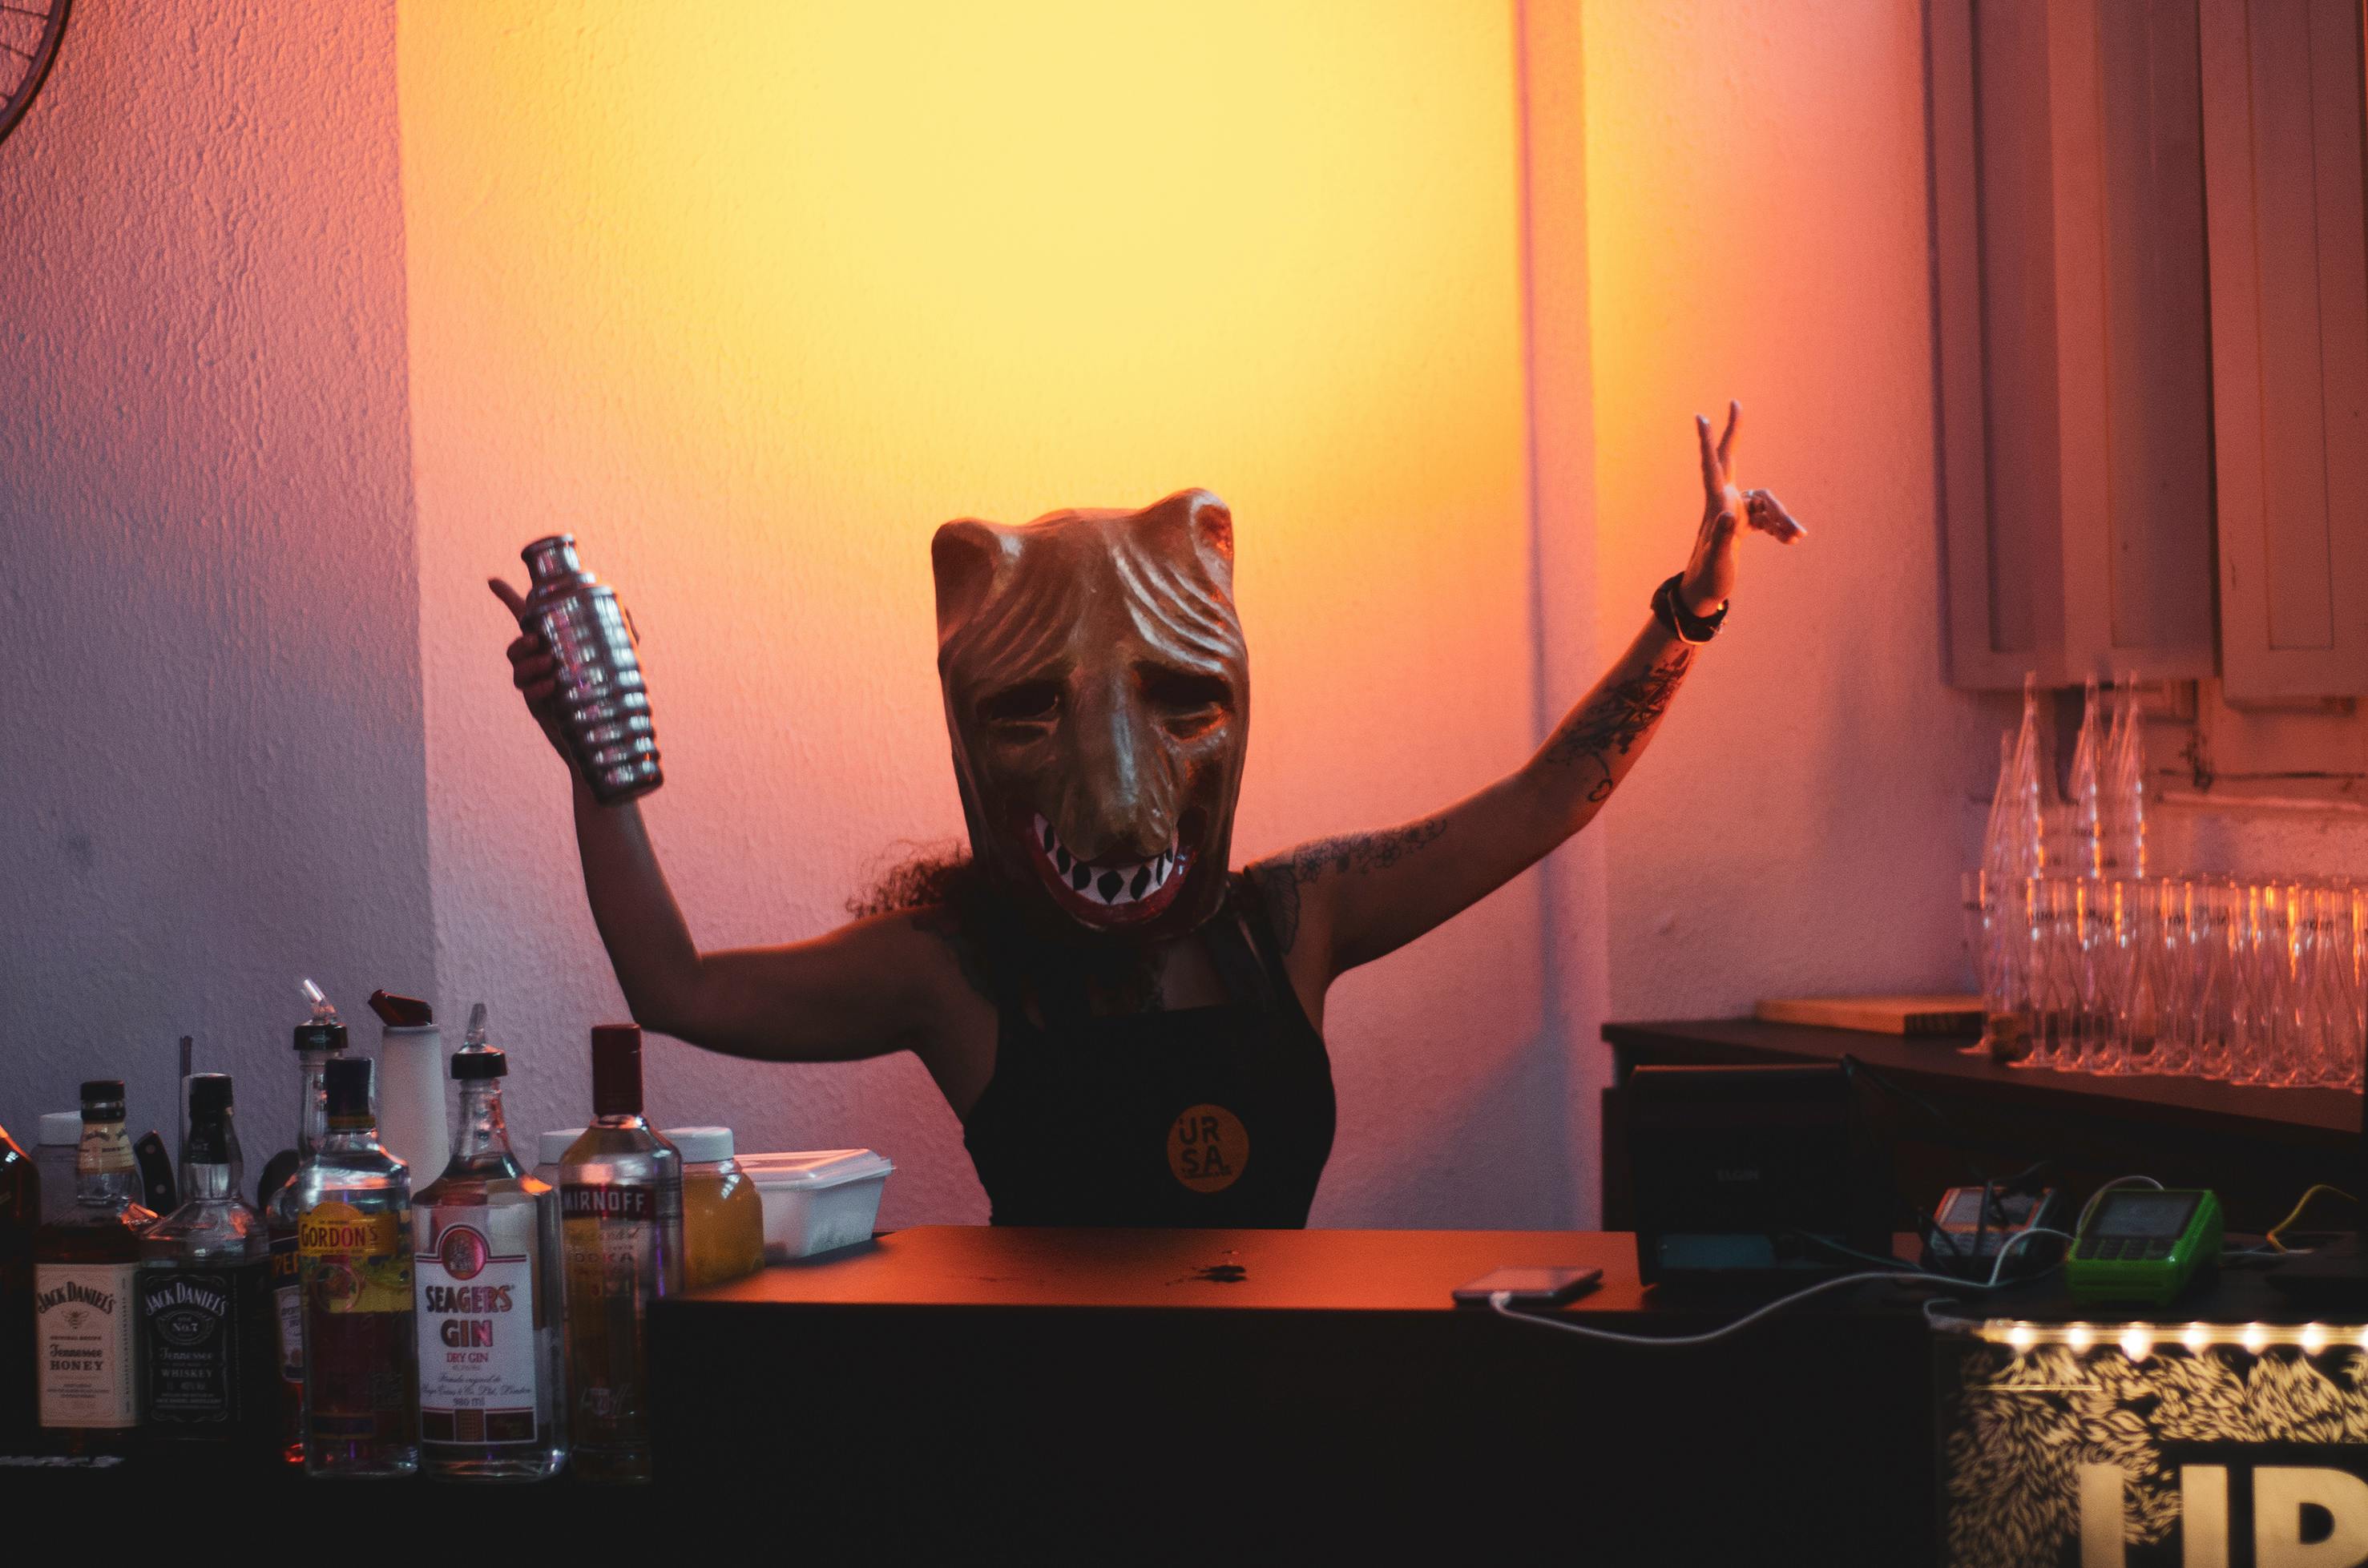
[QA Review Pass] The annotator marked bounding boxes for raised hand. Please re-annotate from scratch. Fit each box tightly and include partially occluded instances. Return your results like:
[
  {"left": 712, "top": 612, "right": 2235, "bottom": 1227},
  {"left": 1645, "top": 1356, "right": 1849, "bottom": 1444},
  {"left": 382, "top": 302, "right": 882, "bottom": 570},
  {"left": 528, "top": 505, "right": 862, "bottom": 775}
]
[
  {"left": 488, "top": 578, "right": 579, "bottom": 776},
  {"left": 1680, "top": 401, "right": 1805, "bottom": 618}
]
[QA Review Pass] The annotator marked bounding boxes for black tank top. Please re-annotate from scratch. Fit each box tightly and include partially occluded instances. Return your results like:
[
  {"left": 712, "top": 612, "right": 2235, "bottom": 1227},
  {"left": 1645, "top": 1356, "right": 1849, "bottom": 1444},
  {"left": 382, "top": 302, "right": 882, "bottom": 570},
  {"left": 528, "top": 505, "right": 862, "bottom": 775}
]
[{"left": 962, "top": 874, "right": 1337, "bottom": 1227}]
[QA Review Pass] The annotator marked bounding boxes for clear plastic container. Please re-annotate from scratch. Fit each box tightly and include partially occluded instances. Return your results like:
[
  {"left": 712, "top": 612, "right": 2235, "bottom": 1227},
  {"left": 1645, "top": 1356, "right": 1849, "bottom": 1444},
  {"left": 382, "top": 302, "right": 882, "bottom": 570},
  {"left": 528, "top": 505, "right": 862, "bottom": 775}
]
[
  {"left": 661, "top": 1127, "right": 764, "bottom": 1290},
  {"left": 739, "top": 1150, "right": 893, "bottom": 1261}
]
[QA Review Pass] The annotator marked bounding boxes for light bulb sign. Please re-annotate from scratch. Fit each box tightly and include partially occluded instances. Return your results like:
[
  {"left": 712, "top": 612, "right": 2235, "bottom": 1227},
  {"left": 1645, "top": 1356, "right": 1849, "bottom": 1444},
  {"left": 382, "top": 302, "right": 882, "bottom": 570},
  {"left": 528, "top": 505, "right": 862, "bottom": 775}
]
[{"left": 1940, "top": 1329, "right": 2368, "bottom": 1566}]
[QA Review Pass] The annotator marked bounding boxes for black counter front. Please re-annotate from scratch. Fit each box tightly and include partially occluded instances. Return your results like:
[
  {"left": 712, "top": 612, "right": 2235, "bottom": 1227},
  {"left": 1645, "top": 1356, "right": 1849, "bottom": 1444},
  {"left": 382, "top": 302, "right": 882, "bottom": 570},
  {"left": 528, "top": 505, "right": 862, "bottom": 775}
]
[{"left": 648, "top": 1227, "right": 1936, "bottom": 1558}]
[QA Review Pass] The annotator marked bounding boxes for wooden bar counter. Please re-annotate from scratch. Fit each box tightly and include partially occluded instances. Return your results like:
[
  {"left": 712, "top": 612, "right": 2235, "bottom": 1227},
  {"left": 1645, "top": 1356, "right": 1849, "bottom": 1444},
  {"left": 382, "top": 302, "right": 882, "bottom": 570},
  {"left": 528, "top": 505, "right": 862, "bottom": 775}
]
[{"left": 650, "top": 1226, "right": 1935, "bottom": 1558}]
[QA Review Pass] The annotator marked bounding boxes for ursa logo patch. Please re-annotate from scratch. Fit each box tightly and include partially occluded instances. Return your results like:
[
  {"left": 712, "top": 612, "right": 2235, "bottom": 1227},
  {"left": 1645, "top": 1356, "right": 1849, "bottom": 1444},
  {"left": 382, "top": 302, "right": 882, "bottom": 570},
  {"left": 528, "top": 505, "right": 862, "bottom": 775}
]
[{"left": 1168, "top": 1104, "right": 1248, "bottom": 1194}]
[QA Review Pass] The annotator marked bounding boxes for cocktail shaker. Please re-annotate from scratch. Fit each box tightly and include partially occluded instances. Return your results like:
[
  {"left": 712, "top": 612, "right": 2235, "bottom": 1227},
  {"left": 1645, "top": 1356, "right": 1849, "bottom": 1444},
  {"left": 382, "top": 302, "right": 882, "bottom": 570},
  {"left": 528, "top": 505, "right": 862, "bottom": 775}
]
[{"left": 515, "top": 535, "right": 663, "bottom": 804}]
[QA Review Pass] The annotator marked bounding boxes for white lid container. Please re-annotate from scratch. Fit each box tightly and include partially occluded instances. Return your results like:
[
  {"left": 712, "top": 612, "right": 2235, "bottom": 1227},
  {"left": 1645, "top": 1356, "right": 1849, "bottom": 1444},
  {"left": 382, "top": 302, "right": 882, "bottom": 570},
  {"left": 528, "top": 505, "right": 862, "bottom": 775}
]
[
  {"left": 740, "top": 1149, "right": 894, "bottom": 1261},
  {"left": 538, "top": 1128, "right": 586, "bottom": 1167},
  {"left": 38, "top": 1112, "right": 79, "bottom": 1146},
  {"left": 660, "top": 1126, "right": 734, "bottom": 1165}
]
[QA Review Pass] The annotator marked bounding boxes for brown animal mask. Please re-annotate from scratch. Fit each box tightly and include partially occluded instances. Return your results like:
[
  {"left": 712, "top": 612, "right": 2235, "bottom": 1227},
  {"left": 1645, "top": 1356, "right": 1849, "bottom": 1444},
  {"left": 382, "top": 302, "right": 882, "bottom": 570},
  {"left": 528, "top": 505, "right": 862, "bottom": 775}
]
[{"left": 932, "top": 489, "right": 1247, "bottom": 938}]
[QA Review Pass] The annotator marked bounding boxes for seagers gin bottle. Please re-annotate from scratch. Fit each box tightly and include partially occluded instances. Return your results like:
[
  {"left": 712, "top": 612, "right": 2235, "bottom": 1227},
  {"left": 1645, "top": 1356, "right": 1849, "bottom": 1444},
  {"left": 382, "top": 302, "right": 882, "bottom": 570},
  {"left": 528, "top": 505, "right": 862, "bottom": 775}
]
[
  {"left": 295, "top": 1056, "right": 418, "bottom": 1477},
  {"left": 560, "top": 1024, "right": 684, "bottom": 1482},
  {"left": 34, "top": 1080, "right": 158, "bottom": 1453},
  {"left": 138, "top": 1074, "right": 276, "bottom": 1454},
  {"left": 263, "top": 979, "right": 348, "bottom": 1464},
  {"left": 412, "top": 1006, "right": 565, "bottom": 1481},
  {"left": 514, "top": 534, "right": 663, "bottom": 804}
]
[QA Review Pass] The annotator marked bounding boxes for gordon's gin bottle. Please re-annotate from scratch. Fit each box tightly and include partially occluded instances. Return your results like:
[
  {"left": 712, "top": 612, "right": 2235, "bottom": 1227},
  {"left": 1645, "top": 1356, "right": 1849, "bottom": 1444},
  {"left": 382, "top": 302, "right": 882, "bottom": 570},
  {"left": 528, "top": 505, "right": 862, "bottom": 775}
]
[{"left": 295, "top": 1056, "right": 418, "bottom": 1477}]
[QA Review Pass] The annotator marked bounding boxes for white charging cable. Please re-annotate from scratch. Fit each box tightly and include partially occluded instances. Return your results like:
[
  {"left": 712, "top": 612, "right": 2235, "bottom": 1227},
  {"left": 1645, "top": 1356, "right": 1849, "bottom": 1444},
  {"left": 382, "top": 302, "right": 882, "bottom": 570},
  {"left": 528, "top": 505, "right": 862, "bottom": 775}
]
[{"left": 1487, "top": 1265, "right": 2001, "bottom": 1349}]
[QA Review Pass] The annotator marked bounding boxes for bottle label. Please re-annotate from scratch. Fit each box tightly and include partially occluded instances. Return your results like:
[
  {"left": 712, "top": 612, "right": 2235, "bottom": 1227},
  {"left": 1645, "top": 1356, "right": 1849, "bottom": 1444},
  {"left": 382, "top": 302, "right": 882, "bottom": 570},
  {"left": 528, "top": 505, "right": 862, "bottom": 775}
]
[
  {"left": 299, "top": 1199, "right": 416, "bottom": 1448},
  {"left": 269, "top": 1231, "right": 303, "bottom": 1382},
  {"left": 35, "top": 1261, "right": 140, "bottom": 1428},
  {"left": 139, "top": 1265, "right": 256, "bottom": 1428},
  {"left": 299, "top": 1200, "right": 412, "bottom": 1313},
  {"left": 414, "top": 1211, "right": 539, "bottom": 1445},
  {"left": 77, "top": 1123, "right": 134, "bottom": 1175},
  {"left": 562, "top": 1182, "right": 657, "bottom": 1439}
]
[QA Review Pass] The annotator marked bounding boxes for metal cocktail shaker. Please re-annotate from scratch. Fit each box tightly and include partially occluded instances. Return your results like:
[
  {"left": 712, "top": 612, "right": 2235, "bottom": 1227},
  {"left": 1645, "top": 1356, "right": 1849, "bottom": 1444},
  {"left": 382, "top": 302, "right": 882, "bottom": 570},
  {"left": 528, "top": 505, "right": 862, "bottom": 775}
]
[{"left": 516, "top": 535, "right": 663, "bottom": 804}]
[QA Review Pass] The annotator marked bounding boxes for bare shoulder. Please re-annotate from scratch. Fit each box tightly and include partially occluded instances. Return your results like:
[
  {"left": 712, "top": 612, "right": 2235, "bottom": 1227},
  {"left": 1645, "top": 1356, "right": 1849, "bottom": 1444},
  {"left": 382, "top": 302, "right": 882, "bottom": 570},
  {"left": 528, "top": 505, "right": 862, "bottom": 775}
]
[{"left": 1249, "top": 822, "right": 1450, "bottom": 952}]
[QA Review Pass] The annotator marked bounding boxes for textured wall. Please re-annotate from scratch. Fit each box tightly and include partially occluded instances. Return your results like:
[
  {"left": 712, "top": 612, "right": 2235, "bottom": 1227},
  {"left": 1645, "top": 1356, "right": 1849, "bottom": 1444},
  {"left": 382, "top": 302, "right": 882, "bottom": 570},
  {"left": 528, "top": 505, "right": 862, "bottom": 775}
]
[
  {"left": 0, "top": 5, "right": 432, "bottom": 1155},
  {"left": 397, "top": 3, "right": 1572, "bottom": 1226},
  {"left": 1570, "top": 0, "right": 1991, "bottom": 1022}
]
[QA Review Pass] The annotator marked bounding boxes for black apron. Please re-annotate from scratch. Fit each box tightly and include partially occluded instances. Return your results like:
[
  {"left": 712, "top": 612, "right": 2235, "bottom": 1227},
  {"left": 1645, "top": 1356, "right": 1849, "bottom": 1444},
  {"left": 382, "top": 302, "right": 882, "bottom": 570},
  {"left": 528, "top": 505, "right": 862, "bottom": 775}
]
[{"left": 962, "top": 875, "right": 1337, "bottom": 1227}]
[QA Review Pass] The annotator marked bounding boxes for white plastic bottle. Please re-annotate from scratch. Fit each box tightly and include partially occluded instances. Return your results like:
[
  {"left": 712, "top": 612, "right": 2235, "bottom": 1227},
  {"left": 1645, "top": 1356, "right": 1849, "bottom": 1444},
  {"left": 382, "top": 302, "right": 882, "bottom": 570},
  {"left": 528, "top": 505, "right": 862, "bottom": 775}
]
[{"left": 369, "top": 990, "right": 449, "bottom": 1189}]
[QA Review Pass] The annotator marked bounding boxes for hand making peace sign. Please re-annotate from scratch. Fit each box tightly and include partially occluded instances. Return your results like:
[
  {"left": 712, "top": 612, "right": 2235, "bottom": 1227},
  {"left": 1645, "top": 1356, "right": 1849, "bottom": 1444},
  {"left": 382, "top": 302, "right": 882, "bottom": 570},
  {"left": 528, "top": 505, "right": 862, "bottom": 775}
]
[{"left": 1678, "top": 400, "right": 1805, "bottom": 619}]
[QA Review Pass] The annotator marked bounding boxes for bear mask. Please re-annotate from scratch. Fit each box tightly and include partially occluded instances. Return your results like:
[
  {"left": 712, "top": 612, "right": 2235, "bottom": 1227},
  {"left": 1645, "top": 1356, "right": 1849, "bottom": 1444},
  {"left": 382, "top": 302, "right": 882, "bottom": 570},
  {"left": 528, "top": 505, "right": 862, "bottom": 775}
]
[{"left": 932, "top": 489, "right": 1247, "bottom": 939}]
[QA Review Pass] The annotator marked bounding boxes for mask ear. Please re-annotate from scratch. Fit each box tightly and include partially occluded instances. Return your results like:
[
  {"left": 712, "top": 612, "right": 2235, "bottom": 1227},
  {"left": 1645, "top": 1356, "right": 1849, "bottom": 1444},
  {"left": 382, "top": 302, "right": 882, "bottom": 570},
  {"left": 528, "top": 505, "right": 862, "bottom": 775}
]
[
  {"left": 1140, "top": 488, "right": 1234, "bottom": 576},
  {"left": 931, "top": 518, "right": 1020, "bottom": 641}
]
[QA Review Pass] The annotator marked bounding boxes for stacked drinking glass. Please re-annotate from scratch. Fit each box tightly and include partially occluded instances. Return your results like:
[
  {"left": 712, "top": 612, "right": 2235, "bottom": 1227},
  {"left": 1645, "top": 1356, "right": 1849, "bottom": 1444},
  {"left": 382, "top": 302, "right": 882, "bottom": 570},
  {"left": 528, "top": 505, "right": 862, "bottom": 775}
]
[{"left": 1964, "top": 675, "right": 2366, "bottom": 1091}]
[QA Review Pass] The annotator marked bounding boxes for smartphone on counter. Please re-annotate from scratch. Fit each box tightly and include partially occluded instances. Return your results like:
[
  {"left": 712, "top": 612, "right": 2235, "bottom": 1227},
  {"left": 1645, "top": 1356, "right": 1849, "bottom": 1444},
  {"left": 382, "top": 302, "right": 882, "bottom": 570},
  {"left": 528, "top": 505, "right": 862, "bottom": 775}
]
[{"left": 1452, "top": 1266, "right": 1602, "bottom": 1308}]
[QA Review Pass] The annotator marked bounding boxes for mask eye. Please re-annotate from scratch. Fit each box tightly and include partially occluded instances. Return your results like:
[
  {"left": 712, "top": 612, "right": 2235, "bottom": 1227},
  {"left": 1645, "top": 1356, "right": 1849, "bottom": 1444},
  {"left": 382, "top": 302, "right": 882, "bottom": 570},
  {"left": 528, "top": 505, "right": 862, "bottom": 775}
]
[
  {"left": 1141, "top": 668, "right": 1232, "bottom": 730},
  {"left": 979, "top": 680, "right": 1061, "bottom": 728}
]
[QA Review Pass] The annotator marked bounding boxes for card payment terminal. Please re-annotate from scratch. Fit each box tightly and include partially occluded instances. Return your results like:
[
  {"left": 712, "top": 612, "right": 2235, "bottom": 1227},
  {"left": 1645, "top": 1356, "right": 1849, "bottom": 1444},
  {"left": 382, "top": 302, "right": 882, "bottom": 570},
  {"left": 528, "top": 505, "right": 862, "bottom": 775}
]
[{"left": 2067, "top": 1187, "right": 2223, "bottom": 1307}]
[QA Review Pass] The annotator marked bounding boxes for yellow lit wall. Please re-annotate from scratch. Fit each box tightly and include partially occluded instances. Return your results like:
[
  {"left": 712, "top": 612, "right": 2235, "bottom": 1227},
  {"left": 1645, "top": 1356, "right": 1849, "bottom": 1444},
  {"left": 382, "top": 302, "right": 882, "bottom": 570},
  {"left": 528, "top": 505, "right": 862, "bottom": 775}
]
[{"left": 399, "top": 3, "right": 1558, "bottom": 1224}]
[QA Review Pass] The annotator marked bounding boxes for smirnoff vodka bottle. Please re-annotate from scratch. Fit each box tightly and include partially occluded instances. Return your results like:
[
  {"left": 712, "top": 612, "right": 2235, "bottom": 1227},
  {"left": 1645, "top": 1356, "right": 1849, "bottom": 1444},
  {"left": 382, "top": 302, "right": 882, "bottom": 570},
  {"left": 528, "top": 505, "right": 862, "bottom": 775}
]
[{"left": 559, "top": 1024, "right": 683, "bottom": 1482}]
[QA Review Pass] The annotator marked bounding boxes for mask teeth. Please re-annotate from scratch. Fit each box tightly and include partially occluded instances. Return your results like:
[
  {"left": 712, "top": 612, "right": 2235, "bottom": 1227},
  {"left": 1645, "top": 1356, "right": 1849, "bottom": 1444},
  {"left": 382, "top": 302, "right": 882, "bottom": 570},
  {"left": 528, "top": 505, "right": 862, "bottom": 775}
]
[{"left": 1031, "top": 814, "right": 1182, "bottom": 908}]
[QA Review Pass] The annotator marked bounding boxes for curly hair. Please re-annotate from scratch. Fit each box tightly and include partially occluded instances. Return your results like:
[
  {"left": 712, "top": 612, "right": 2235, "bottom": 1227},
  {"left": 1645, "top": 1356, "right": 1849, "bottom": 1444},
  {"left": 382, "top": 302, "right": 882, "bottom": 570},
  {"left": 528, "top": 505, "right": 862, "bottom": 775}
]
[
  {"left": 846, "top": 842, "right": 980, "bottom": 919},
  {"left": 847, "top": 840, "right": 1168, "bottom": 1012}
]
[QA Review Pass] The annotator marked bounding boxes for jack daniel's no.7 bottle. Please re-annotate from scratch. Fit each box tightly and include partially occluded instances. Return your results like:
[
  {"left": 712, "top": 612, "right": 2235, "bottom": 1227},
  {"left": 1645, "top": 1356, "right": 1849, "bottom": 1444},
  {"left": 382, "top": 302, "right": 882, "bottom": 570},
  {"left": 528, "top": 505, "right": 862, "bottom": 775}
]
[{"left": 559, "top": 1024, "right": 683, "bottom": 1482}]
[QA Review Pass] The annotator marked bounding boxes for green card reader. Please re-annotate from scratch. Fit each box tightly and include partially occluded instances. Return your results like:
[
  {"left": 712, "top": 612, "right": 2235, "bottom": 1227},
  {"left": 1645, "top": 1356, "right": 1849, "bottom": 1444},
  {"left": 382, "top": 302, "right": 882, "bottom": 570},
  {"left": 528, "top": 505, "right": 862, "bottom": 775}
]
[{"left": 2067, "top": 1187, "right": 2223, "bottom": 1307}]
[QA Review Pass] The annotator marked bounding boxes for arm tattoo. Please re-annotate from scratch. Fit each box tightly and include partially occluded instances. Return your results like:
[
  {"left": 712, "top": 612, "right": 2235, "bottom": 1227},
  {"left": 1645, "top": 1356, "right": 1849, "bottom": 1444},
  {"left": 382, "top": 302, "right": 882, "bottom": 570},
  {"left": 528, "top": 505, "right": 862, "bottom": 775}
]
[
  {"left": 1538, "top": 648, "right": 1695, "bottom": 802},
  {"left": 1258, "top": 818, "right": 1449, "bottom": 956}
]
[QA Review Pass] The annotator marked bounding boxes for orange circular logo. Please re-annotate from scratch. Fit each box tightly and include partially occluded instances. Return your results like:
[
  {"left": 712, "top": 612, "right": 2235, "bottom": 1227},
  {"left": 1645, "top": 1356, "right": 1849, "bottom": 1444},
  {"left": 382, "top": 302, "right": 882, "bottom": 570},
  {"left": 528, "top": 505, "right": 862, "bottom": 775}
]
[{"left": 1168, "top": 1103, "right": 1249, "bottom": 1194}]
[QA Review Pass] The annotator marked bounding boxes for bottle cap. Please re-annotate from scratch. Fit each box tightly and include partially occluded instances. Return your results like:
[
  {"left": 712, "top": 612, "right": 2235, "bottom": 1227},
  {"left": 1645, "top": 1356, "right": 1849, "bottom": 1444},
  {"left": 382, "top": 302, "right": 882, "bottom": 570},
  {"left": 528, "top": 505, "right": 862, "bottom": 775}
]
[
  {"left": 323, "top": 1057, "right": 375, "bottom": 1126},
  {"left": 452, "top": 1047, "right": 508, "bottom": 1081},
  {"left": 522, "top": 534, "right": 583, "bottom": 586},
  {"left": 38, "top": 1112, "right": 80, "bottom": 1147},
  {"left": 590, "top": 1024, "right": 643, "bottom": 1118},
  {"left": 367, "top": 990, "right": 434, "bottom": 1028},
  {"left": 662, "top": 1126, "right": 732, "bottom": 1164},
  {"left": 188, "top": 1073, "right": 233, "bottom": 1119},
  {"left": 79, "top": 1079, "right": 124, "bottom": 1117},
  {"left": 538, "top": 1129, "right": 586, "bottom": 1166}
]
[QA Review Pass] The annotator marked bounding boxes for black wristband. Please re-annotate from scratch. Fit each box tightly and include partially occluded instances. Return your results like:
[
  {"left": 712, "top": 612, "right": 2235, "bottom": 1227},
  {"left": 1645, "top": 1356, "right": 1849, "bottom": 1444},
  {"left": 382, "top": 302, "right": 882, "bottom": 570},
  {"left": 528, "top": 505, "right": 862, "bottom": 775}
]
[{"left": 1652, "top": 574, "right": 1727, "bottom": 644}]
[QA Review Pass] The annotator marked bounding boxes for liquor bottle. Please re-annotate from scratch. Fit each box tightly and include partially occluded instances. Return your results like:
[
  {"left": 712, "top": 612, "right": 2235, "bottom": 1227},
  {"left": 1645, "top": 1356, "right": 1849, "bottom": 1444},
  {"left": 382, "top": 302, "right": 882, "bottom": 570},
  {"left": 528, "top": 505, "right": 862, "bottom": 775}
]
[
  {"left": 412, "top": 1004, "right": 565, "bottom": 1481},
  {"left": 0, "top": 1120, "right": 34, "bottom": 1443},
  {"left": 559, "top": 1024, "right": 683, "bottom": 1482},
  {"left": 137, "top": 1074, "right": 276, "bottom": 1455},
  {"left": 295, "top": 1055, "right": 418, "bottom": 1477},
  {"left": 34, "top": 1080, "right": 158, "bottom": 1453},
  {"left": 262, "top": 978, "right": 349, "bottom": 1465}
]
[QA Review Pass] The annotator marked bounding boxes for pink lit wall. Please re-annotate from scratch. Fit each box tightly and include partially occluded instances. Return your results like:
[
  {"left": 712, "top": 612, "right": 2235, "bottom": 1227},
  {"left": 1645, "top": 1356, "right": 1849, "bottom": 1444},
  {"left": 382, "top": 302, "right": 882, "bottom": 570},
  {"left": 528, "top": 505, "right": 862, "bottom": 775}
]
[
  {"left": 0, "top": 3, "right": 434, "bottom": 1152},
  {"left": 1559, "top": 0, "right": 1993, "bottom": 1032}
]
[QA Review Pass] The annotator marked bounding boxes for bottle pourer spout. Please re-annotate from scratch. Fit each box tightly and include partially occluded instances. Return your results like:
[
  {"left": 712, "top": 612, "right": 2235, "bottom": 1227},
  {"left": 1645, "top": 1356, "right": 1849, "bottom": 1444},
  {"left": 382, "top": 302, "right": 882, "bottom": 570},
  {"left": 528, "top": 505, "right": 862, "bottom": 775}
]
[
  {"left": 463, "top": 1002, "right": 490, "bottom": 1053},
  {"left": 298, "top": 977, "right": 340, "bottom": 1026}
]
